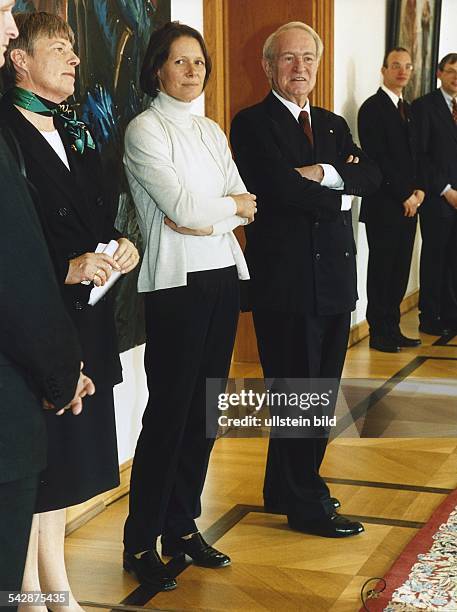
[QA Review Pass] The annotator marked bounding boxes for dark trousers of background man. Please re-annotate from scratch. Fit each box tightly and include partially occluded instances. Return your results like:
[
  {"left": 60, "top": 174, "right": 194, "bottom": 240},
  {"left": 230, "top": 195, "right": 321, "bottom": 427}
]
[
  {"left": 124, "top": 266, "right": 239, "bottom": 554},
  {"left": 419, "top": 212, "right": 457, "bottom": 324},
  {"left": 0, "top": 475, "right": 38, "bottom": 593},
  {"left": 365, "top": 219, "right": 417, "bottom": 336},
  {"left": 252, "top": 309, "right": 350, "bottom": 520}
]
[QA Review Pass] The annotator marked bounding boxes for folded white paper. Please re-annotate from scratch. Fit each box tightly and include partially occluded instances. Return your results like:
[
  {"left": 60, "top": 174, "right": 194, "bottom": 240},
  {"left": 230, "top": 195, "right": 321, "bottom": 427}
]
[{"left": 87, "top": 239, "right": 121, "bottom": 306}]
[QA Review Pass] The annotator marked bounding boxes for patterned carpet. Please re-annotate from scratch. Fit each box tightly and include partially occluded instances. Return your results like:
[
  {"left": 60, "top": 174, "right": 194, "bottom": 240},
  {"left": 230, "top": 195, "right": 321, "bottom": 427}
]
[{"left": 363, "top": 489, "right": 457, "bottom": 611}]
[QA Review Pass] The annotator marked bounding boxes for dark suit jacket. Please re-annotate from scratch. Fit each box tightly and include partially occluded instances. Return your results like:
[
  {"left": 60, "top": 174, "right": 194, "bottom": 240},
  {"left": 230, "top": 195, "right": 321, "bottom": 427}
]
[
  {"left": 411, "top": 88, "right": 457, "bottom": 219},
  {"left": 230, "top": 92, "right": 381, "bottom": 315},
  {"left": 0, "top": 100, "right": 122, "bottom": 388},
  {"left": 0, "top": 130, "right": 81, "bottom": 484},
  {"left": 358, "top": 88, "right": 421, "bottom": 225}
]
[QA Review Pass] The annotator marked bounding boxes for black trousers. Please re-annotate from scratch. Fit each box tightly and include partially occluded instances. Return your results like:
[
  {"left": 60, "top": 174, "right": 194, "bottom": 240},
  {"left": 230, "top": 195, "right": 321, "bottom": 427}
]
[
  {"left": 124, "top": 267, "right": 239, "bottom": 553},
  {"left": 365, "top": 219, "right": 417, "bottom": 335},
  {"left": 419, "top": 212, "right": 457, "bottom": 322},
  {"left": 252, "top": 309, "right": 350, "bottom": 520},
  {"left": 0, "top": 474, "right": 38, "bottom": 595}
]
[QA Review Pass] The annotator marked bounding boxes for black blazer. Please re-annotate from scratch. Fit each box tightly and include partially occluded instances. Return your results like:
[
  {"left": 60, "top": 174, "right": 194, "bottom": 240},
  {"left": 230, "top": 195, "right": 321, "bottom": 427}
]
[
  {"left": 411, "top": 88, "right": 457, "bottom": 219},
  {"left": 0, "top": 131, "right": 81, "bottom": 484},
  {"left": 358, "top": 88, "right": 421, "bottom": 225},
  {"left": 230, "top": 92, "right": 381, "bottom": 315},
  {"left": 0, "top": 100, "right": 122, "bottom": 388}
]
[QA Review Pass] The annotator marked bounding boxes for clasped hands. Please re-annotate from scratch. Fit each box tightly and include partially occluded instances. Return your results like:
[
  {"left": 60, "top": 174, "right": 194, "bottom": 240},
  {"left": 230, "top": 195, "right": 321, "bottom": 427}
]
[
  {"left": 43, "top": 362, "right": 95, "bottom": 416},
  {"left": 65, "top": 237, "right": 139, "bottom": 286},
  {"left": 164, "top": 192, "right": 257, "bottom": 236},
  {"left": 295, "top": 155, "right": 360, "bottom": 181},
  {"left": 403, "top": 189, "right": 425, "bottom": 217}
]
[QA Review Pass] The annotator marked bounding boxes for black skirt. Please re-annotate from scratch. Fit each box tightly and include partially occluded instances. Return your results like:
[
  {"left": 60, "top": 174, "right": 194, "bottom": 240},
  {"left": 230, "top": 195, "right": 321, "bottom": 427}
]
[{"left": 35, "top": 388, "right": 119, "bottom": 513}]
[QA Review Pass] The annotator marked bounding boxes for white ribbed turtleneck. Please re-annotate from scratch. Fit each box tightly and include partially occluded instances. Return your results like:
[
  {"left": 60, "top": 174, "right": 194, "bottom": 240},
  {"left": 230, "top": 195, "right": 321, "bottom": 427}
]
[{"left": 124, "top": 90, "right": 250, "bottom": 290}]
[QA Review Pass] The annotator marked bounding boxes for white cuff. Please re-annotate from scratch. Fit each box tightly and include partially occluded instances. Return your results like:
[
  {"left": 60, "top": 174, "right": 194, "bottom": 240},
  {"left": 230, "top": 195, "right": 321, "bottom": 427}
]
[
  {"left": 320, "top": 164, "right": 344, "bottom": 190},
  {"left": 441, "top": 184, "right": 452, "bottom": 196}
]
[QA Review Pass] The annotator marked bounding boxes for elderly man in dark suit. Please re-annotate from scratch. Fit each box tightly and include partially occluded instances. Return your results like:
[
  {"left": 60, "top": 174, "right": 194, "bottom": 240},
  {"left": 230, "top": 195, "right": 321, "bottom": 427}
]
[
  {"left": 358, "top": 47, "right": 423, "bottom": 353},
  {"left": 0, "top": 0, "right": 90, "bottom": 594},
  {"left": 412, "top": 53, "right": 457, "bottom": 335},
  {"left": 231, "top": 21, "right": 380, "bottom": 538}
]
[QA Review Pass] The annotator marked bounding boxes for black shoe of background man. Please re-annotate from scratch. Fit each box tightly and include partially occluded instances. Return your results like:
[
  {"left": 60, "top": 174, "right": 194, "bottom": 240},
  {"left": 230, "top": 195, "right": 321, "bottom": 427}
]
[
  {"left": 287, "top": 512, "right": 364, "bottom": 538},
  {"left": 419, "top": 318, "right": 451, "bottom": 336},
  {"left": 123, "top": 549, "right": 177, "bottom": 590},
  {"left": 392, "top": 332, "right": 421, "bottom": 347},
  {"left": 369, "top": 335, "right": 401, "bottom": 353},
  {"left": 264, "top": 497, "right": 341, "bottom": 514},
  {"left": 161, "top": 532, "right": 231, "bottom": 568}
]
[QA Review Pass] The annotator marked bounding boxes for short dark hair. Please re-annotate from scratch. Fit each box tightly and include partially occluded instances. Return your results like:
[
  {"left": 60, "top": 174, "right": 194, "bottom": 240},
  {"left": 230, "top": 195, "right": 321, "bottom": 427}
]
[
  {"left": 382, "top": 47, "right": 410, "bottom": 68},
  {"left": 2, "top": 12, "right": 75, "bottom": 89},
  {"left": 438, "top": 53, "right": 457, "bottom": 71},
  {"left": 140, "top": 21, "right": 212, "bottom": 99}
]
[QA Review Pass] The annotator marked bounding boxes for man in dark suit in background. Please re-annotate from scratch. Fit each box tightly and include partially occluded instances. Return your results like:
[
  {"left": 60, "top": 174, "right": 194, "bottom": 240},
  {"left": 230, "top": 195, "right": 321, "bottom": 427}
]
[
  {"left": 358, "top": 47, "right": 423, "bottom": 353},
  {"left": 231, "top": 21, "right": 380, "bottom": 538},
  {"left": 0, "top": 0, "right": 91, "bottom": 594},
  {"left": 412, "top": 53, "right": 457, "bottom": 335}
]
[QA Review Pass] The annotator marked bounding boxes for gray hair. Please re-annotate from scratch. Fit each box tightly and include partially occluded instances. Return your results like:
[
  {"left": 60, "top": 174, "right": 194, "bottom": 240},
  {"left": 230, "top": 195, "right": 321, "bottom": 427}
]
[{"left": 263, "top": 22, "right": 324, "bottom": 62}]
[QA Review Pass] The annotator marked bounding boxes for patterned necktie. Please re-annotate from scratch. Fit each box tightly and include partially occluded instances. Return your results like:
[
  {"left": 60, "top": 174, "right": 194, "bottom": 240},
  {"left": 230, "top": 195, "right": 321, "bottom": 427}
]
[
  {"left": 452, "top": 98, "right": 457, "bottom": 125},
  {"left": 398, "top": 98, "right": 406, "bottom": 121},
  {"left": 298, "top": 110, "right": 314, "bottom": 147}
]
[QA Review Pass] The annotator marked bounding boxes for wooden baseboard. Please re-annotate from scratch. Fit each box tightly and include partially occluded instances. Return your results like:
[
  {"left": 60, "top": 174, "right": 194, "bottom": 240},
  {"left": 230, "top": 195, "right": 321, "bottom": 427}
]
[{"left": 65, "top": 459, "right": 132, "bottom": 535}]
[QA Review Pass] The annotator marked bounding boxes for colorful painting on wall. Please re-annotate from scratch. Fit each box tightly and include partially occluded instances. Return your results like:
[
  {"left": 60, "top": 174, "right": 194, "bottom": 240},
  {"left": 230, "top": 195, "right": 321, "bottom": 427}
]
[
  {"left": 7, "top": 0, "right": 171, "bottom": 352},
  {"left": 388, "top": 0, "right": 442, "bottom": 102}
]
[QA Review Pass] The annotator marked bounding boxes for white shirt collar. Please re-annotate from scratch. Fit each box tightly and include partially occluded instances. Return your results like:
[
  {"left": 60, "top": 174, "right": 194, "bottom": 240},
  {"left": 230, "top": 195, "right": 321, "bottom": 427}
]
[
  {"left": 440, "top": 87, "right": 456, "bottom": 112},
  {"left": 272, "top": 89, "right": 311, "bottom": 124},
  {"left": 381, "top": 84, "right": 402, "bottom": 107}
]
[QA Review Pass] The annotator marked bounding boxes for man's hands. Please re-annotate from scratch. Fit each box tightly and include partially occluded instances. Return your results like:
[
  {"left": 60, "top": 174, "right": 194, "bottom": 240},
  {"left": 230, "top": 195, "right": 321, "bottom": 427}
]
[
  {"left": 43, "top": 362, "right": 95, "bottom": 416},
  {"left": 444, "top": 187, "right": 457, "bottom": 209},
  {"left": 294, "top": 164, "right": 324, "bottom": 182},
  {"left": 164, "top": 217, "right": 213, "bottom": 236},
  {"left": 403, "top": 189, "right": 425, "bottom": 217},
  {"left": 295, "top": 155, "right": 359, "bottom": 182},
  {"left": 232, "top": 193, "right": 257, "bottom": 223}
]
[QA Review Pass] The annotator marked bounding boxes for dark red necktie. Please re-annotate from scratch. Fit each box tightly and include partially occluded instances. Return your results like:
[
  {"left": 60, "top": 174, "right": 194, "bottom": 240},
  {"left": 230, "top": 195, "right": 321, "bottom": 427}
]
[
  {"left": 398, "top": 99, "right": 406, "bottom": 121},
  {"left": 298, "top": 110, "right": 314, "bottom": 147},
  {"left": 452, "top": 98, "right": 457, "bottom": 125}
]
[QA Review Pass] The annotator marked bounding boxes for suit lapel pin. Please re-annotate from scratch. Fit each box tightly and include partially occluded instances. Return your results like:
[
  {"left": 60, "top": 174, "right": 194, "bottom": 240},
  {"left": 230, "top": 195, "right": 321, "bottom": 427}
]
[{"left": 329, "top": 129, "right": 334, "bottom": 133}]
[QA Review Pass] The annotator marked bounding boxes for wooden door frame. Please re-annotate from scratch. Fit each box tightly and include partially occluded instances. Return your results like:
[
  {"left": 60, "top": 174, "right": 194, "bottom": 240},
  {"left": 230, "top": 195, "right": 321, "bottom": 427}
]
[{"left": 203, "top": 0, "right": 334, "bottom": 131}]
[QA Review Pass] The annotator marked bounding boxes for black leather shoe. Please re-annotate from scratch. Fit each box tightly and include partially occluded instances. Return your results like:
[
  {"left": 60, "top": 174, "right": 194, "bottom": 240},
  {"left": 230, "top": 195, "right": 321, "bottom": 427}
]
[
  {"left": 161, "top": 532, "right": 231, "bottom": 568},
  {"left": 123, "top": 550, "right": 177, "bottom": 590},
  {"left": 264, "top": 497, "right": 340, "bottom": 513},
  {"left": 288, "top": 512, "right": 364, "bottom": 538},
  {"left": 419, "top": 322, "right": 450, "bottom": 336},
  {"left": 369, "top": 335, "right": 401, "bottom": 353},
  {"left": 393, "top": 333, "right": 421, "bottom": 347}
]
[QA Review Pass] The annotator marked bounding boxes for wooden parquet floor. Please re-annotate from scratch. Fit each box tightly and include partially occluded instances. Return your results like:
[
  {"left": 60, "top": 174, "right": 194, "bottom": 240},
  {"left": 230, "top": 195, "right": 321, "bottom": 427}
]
[{"left": 66, "top": 309, "right": 457, "bottom": 611}]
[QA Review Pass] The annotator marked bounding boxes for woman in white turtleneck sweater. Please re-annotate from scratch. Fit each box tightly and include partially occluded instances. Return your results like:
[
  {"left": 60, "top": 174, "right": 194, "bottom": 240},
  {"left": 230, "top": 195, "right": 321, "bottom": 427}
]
[{"left": 122, "top": 22, "right": 257, "bottom": 591}]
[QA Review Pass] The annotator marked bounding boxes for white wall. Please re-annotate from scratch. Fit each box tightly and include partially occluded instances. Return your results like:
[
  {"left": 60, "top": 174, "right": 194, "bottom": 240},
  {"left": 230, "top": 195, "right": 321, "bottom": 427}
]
[
  {"left": 334, "top": 0, "right": 421, "bottom": 327},
  {"left": 438, "top": 0, "right": 457, "bottom": 59},
  {"left": 114, "top": 0, "right": 204, "bottom": 464}
]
